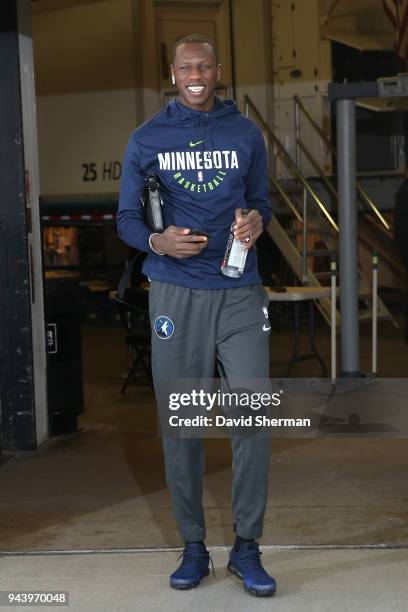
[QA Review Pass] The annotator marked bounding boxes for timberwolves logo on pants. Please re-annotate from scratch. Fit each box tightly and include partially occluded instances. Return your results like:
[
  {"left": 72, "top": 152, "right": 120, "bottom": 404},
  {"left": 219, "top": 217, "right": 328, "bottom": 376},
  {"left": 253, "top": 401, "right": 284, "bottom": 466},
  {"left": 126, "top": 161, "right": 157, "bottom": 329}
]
[{"left": 154, "top": 315, "right": 175, "bottom": 340}]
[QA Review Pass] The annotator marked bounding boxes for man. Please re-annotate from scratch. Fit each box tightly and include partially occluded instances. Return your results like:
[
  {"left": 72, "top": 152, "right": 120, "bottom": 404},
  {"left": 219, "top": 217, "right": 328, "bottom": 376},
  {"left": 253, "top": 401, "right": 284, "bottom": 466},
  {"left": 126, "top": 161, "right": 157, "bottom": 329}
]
[{"left": 117, "top": 33, "right": 276, "bottom": 597}]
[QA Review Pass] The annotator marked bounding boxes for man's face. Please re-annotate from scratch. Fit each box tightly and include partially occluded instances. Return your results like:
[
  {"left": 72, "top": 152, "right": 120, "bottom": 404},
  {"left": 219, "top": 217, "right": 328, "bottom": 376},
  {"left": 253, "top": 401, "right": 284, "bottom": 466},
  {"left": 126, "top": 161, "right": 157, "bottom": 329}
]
[{"left": 171, "top": 42, "right": 220, "bottom": 112}]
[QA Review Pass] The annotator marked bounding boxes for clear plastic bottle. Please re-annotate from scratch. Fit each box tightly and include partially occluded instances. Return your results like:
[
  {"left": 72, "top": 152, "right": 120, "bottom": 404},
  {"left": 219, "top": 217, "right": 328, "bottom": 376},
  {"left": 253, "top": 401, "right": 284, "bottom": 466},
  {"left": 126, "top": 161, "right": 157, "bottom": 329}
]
[{"left": 221, "top": 209, "right": 250, "bottom": 278}]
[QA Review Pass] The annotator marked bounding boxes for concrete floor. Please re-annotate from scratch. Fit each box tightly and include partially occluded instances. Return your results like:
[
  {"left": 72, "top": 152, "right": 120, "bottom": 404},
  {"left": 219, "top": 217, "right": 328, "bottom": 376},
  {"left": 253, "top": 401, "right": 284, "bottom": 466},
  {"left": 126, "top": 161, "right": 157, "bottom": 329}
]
[
  {"left": 2, "top": 548, "right": 408, "bottom": 612},
  {"left": 0, "top": 316, "right": 408, "bottom": 609}
]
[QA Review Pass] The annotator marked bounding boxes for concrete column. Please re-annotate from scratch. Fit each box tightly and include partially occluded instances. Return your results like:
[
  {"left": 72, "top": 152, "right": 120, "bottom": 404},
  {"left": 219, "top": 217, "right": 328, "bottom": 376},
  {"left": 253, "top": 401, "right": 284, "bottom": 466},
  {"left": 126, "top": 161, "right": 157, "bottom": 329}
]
[{"left": 0, "top": 0, "right": 47, "bottom": 451}]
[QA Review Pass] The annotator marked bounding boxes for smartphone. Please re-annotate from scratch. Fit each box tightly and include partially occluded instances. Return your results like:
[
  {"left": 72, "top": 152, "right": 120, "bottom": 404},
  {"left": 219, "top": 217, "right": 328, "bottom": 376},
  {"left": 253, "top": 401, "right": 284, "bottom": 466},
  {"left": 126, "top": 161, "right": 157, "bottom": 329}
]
[{"left": 189, "top": 229, "right": 211, "bottom": 239}]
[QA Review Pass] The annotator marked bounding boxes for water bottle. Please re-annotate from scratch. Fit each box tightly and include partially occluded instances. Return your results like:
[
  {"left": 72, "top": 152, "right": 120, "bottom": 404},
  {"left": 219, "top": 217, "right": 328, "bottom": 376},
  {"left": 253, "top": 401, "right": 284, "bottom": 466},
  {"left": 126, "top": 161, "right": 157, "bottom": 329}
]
[{"left": 221, "top": 209, "right": 250, "bottom": 278}]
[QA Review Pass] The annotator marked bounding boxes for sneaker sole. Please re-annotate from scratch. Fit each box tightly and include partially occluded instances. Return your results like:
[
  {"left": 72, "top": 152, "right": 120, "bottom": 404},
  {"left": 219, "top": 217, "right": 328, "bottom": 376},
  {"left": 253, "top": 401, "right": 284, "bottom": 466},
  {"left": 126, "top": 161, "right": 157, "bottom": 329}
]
[
  {"left": 170, "top": 568, "right": 210, "bottom": 590},
  {"left": 227, "top": 562, "right": 276, "bottom": 598}
]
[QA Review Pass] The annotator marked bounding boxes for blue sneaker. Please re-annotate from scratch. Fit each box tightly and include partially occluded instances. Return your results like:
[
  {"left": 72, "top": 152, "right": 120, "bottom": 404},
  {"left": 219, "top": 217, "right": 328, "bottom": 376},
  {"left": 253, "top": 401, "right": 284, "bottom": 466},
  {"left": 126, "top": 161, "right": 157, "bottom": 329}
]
[
  {"left": 170, "top": 542, "right": 214, "bottom": 590},
  {"left": 228, "top": 541, "right": 277, "bottom": 597}
]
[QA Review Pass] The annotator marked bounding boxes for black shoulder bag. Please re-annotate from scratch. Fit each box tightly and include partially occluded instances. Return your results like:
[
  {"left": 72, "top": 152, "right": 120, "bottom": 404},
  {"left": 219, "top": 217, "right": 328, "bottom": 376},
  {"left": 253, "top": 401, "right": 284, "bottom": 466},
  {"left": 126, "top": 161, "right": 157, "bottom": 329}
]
[
  {"left": 117, "top": 172, "right": 164, "bottom": 300},
  {"left": 142, "top": 172, "right": 164, "bottom": 233}
]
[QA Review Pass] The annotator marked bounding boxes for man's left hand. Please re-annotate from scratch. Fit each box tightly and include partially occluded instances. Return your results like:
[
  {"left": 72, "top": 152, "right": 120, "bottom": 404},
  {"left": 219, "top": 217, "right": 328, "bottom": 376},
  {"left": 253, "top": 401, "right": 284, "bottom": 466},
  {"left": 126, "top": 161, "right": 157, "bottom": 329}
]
[{"left": 234, "top": 208, "right": 263, "bottom": 249}]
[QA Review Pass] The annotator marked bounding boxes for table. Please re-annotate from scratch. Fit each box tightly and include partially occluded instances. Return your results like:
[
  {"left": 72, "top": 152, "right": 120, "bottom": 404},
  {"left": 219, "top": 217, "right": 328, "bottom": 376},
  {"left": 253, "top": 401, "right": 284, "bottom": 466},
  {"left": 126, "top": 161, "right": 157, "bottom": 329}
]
[
  {"left": 79, "top": 280, "right": 112, "bottom": 293},
  {"left": 265, "top": 286, "right": 332, "bottom": 377}
]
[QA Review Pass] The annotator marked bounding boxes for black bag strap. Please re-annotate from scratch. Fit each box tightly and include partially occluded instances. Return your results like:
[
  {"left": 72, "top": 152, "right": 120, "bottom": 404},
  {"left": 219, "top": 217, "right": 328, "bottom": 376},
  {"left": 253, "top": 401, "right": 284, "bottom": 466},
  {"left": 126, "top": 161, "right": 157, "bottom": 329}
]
[
  {"left": 117, "top": 172, "right": 163, "bottom": 301},
  {"left": 116, "top": 252, "right": 143, "bottom": 301}
]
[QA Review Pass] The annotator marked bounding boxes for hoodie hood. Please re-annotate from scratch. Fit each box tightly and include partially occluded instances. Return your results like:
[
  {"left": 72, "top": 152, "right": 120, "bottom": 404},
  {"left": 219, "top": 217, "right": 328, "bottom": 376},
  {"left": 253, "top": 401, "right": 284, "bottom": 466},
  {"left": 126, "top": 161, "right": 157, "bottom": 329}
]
[{"left": 166, "top": 97, "right": 240, "bottom": 152}]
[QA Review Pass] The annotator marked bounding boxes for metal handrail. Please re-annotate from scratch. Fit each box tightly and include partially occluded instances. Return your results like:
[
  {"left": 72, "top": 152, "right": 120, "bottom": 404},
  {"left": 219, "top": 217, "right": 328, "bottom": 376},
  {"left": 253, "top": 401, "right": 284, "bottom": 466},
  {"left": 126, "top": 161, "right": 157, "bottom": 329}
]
[
  {"left": 244, "top": 95, "right": 339, "bottom": 232},
  {"left": 294, "top": 95, "right": 333, "bottom": 152},
  {"left": 363, "top": 211, "right": 393, "bottom": 240},
  {"left": 356, "top": 184, "right": 391, "bottom": 231},
  {"left": 297, "top": 139, "right": 338, "bottom": 200},
  {"left": 293, "top": 94, "right": 391, "bottom": 230},
  {"left": 268, "top": 174, "right": 303, "bottom": 223}
]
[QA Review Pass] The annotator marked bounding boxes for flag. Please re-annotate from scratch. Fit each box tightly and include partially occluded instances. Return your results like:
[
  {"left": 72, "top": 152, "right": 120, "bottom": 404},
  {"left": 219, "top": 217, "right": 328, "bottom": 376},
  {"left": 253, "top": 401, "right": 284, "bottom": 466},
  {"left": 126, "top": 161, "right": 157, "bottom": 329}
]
[{"left": 383, "top": 0, "right": 408, "bottom": 58}]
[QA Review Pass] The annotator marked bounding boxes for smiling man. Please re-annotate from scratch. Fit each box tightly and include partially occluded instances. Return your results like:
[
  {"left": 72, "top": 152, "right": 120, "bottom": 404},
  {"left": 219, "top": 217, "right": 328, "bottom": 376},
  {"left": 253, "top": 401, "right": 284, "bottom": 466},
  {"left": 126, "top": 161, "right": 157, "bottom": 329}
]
[
  {"left": 117, "top": 33, "right": 276, "bottom": 598},
  {"left": 171, "top": 37, "right": 220, "bottom": 112}
]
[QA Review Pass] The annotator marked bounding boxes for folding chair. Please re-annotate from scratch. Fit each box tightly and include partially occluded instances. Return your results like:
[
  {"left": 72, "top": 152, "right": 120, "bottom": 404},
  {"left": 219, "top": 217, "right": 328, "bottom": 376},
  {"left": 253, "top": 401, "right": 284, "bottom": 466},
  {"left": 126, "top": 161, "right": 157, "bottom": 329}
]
[{"left": 115, "top": 287, "right": 153, "bottom": 394}]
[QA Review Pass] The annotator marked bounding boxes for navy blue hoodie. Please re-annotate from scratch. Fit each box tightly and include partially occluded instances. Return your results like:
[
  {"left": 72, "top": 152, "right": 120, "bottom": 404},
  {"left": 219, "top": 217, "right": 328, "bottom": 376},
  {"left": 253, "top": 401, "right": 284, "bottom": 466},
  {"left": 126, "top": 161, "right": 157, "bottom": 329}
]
[{"left": 117, "top": 97, "right": 271, "bottom": 289}]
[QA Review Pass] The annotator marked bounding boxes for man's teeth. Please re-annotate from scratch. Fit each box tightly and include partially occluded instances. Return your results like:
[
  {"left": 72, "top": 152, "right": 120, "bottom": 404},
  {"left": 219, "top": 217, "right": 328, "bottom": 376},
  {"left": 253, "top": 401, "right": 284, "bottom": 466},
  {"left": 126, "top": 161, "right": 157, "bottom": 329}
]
[{"left": 187, "top": 86, "right": 205, "bottom": 93}]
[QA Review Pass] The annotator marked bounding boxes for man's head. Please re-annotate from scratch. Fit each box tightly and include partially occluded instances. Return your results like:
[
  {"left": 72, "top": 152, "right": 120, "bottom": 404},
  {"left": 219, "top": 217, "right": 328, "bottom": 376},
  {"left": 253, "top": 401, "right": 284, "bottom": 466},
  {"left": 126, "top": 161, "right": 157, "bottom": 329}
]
[{"left": 170, "top": 33, "right": 221, "bottom": 112}]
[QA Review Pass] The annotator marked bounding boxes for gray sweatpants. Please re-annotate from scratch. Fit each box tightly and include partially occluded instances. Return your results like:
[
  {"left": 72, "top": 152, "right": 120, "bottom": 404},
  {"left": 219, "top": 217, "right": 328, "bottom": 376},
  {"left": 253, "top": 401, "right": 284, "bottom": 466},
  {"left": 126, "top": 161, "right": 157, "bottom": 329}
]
[{"left": 149, "top": 280, "right": 271, "bottom": 542}]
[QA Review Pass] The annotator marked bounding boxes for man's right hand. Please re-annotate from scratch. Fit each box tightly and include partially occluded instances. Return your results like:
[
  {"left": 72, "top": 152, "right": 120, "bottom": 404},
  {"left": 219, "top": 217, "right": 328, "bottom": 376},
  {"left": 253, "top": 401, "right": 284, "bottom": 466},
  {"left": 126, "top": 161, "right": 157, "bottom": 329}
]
[{"left": 150, "top": 226, "right": 208, "bottom": 258}]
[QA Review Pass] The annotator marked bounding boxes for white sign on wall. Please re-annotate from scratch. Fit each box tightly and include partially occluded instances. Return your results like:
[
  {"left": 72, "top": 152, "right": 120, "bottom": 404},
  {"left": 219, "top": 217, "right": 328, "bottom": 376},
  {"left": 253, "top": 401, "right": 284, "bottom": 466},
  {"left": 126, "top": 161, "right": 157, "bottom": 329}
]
[{"left": 36, "top": 88, "right": 139, "bottom": 195}]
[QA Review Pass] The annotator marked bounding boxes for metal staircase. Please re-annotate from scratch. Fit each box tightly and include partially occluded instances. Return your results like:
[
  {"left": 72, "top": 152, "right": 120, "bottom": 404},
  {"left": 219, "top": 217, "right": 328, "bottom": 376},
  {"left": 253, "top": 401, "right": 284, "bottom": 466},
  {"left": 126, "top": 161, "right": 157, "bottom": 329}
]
[{"left": 244, "top": 94, "right": 397, "bottom": 328}]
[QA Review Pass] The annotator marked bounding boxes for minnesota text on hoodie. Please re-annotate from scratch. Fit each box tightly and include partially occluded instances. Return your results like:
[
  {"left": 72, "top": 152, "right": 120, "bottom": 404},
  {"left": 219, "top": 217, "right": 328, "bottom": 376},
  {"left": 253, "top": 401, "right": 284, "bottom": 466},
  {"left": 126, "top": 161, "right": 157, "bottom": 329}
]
[{"left": 117, "top": 97, "right": 272, "bottom": 289}]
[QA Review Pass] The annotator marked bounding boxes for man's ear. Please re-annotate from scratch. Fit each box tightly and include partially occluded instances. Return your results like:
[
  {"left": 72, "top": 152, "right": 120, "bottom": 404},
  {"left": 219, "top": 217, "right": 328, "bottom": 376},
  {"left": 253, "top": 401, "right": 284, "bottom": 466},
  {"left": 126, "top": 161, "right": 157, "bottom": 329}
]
[
  {"left": 170, "top": 65, "right": 175, "bottom": 85},
  {"left": 217, "top": 64, "right": 222, "bottom": 81}
]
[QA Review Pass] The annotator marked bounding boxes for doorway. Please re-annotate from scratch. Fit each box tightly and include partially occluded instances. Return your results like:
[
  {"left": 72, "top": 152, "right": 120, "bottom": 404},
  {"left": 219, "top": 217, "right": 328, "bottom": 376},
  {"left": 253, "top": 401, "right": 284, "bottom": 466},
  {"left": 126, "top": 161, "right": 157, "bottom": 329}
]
[{"left": 142, "top": 0, "right": 234, "bottom": 113}]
